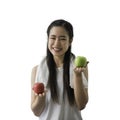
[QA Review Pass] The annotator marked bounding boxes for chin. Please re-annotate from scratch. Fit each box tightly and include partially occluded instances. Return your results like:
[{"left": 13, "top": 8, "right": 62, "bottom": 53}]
[{"left": 52, "top": 52, "right": 61, "bottom": 56}]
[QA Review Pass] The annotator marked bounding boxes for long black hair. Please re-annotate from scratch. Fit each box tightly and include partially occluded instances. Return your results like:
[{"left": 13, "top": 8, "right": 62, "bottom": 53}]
[{"left": 46, "top": 19, "right": 75, "bottom": 105}]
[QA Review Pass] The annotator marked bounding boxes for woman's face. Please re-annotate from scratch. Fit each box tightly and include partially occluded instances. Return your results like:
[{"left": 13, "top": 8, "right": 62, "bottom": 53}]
[{"left": 48, "top": 26, "right": 71, "bottom": 57}]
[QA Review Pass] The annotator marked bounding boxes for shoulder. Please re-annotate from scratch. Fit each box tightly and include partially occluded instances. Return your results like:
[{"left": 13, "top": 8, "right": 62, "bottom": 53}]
[
  {"left": 31, "top": 65, "right": 38, "bottom": 82},
  {"left": 32, "top": 56, "right": 47, "bottom": 72},
  {"left": 31, "top": 56, "right": 47, "bottom": 77},
  {"left": 31, "top": 65, "right": 38, "bottom": 74},
  {"left": 31, "top": 65, "right": 38, "bottom": 87}
]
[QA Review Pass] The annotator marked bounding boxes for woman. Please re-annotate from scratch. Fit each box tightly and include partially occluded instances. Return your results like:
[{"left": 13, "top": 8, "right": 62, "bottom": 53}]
[{"left": 31, "top": 19, "right": 89, "bottom": 120}]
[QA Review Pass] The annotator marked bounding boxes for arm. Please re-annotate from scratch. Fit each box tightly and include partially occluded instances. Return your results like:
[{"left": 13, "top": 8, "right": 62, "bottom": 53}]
[
  {"left": 73, "top": 66, "right": 89, "bottom": 110},
  {"left": 31, "top": 65, "right": 46, "bottom": 116}
]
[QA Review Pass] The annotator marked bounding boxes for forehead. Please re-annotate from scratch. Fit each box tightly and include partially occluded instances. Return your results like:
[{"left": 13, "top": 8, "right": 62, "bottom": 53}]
[{"left": 49, "top": 26, "right": 68, "bottom": 36}]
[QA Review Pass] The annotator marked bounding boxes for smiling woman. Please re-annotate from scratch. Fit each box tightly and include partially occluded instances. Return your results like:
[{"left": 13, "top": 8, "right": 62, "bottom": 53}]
[{"left": 31, "top": 19, "right": 89, "bottom": 120}]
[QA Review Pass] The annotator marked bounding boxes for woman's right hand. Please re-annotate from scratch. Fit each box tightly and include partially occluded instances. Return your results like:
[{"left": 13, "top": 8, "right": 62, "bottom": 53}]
[
  {"left": 31, "top": 89, "right": 48, "bottom": 116},
  {"left": 34, "top": 89, "right": 48, "bottom": 98}
]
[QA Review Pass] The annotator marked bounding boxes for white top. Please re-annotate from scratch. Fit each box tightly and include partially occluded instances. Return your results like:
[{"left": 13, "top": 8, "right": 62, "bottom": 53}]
[{"left": 35, "top": 56, "right": 88, "bottom": 120}]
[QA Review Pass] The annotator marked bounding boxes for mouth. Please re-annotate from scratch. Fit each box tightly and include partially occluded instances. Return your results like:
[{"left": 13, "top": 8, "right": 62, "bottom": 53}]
[{"left": 53, "top": 47, "right": 62, "bottom": 52}]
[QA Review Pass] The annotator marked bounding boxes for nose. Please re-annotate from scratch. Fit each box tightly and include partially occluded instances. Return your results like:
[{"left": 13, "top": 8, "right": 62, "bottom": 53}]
[{"left": 54, "top": 38, "right": 60, "bottom": 46}]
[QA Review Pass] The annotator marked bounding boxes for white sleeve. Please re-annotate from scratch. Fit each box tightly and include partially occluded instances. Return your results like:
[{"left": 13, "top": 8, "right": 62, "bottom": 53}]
[
  {"left": 35, "top": 57, "right": 48, "bottom": 87},
  {"left": 35, "top": 64, "right": 41, "bottom": 83},
  {"left": 70, "top": 72, "right": 88, "bottom": 89},
  {"left": 35, "top": 56, "right": 44, "bottom": 83},
  {"left": 81, "top": 72, "right": 88, "bottom": 88}
]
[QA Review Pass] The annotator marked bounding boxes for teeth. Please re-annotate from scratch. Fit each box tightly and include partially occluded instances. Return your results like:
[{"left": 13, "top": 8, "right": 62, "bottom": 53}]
[
  {"left": 54, "top": 48, "right": 60, "bottom": 50},
  {"left": 53, "top": 48, "right": 61, "bottom": 51}
]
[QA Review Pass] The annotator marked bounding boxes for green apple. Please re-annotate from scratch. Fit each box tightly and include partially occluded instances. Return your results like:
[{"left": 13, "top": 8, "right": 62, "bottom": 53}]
[{"left": 74, "top": 56, "right": 87, "bottom": 67}]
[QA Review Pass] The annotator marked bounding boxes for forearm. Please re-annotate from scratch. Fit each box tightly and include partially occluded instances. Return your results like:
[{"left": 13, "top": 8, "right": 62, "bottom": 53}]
[
  {"left": 31, "top": 66, "right": 46, "bottom": 116},
  {"left": 31, "top": 96, "right": 45, "bottom": 116},
  {"left": 74, "top": 73, "right": 88, "bottom": 110}
]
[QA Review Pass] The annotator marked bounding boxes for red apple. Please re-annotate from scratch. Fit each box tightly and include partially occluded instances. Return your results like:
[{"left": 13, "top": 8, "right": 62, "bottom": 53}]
[{"left": 32, "top": 82, "right": 44, "bottom": 94}]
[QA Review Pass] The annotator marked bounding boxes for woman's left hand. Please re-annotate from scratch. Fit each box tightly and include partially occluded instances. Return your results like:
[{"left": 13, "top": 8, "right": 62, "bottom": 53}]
[
  {"left": 74, "top": 67, "right": 86, "bottom": 75},
  {"left": 74, "top": 61, "right": 89, "bottom": 75}
]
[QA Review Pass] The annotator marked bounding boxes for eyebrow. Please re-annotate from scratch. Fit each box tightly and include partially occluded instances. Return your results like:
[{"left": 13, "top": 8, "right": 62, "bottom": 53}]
[
  {"left": 50, "top": 35, "right": 66, "bottom": 38},
  {"left": 50, "top": 35, "right": 56, "bottom": 37},
  {"left": 59, "top": 36, "right": 66, "bottom": 38}
]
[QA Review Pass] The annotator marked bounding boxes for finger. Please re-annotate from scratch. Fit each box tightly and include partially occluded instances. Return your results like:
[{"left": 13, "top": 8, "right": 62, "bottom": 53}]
[
  {"left": 74, "top": 67, "right": 79, "bottom": 71},
  {"left": 74, "top": 67, "right": 82, "bottom": 73},
  {"left": 81, "top": 67, "right": 86, "bottom": 71},
  {"left": 39, "top": 94, "right": 42, "bottom": 97},
  {"left": 42, "top": 93, "right": 45, "bottom": 96},
  {"left": 35, "top": 93, "right": 38, "bottom": 96},
  {"left": 39, "top": 93, "right": 45, "bottom": 97},
  {"left": 74, "top": 67, "right": 80, "bottom": 71},
  {"left": 76, "top": 67, "right": 85, "bottom": 72}
]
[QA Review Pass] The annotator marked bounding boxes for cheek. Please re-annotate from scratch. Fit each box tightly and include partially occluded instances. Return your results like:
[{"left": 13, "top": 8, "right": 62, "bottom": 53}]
[
  {"left": 48, "top": 40, "right": 52, "bottom": 48},
  {"left": 64, "top": 42, "right": 70, "bottom": 50}
]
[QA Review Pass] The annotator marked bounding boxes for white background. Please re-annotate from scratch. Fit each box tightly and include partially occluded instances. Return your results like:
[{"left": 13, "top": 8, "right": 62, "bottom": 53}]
[{"left": 0, "top": 0, "right": 120, "bottom": 120}]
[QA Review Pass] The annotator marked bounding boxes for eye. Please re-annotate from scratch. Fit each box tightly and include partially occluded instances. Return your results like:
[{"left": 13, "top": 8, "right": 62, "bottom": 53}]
[
  {"left": 50, "top": 37, "right": 56, "bottom": 40},
  {"left": 59, "top": 36, "right": 66, "bottom": 41},
  {"left": 60, "top": 38, "right": 66, "bottom": 41}
]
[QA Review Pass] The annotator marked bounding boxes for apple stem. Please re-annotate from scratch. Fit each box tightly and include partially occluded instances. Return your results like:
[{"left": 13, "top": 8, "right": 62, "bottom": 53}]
[{"left": 85, "top": 61, "right": 89, "bottom": 67}]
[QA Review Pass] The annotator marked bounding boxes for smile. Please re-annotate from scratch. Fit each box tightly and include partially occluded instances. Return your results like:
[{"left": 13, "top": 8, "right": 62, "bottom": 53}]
[{"left": 53, "top": 47, "right": 62, "bottom": 52}]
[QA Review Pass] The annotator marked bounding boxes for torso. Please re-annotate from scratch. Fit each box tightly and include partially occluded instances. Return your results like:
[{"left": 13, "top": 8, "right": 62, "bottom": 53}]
[{"left": 35, "top": 57, "right": 83, "bottom": 120}]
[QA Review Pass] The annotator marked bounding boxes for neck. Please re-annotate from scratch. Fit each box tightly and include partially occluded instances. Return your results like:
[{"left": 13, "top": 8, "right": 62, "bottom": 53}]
[{"left": 53, "top": 55, "right": 64, "bottom": 67}]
